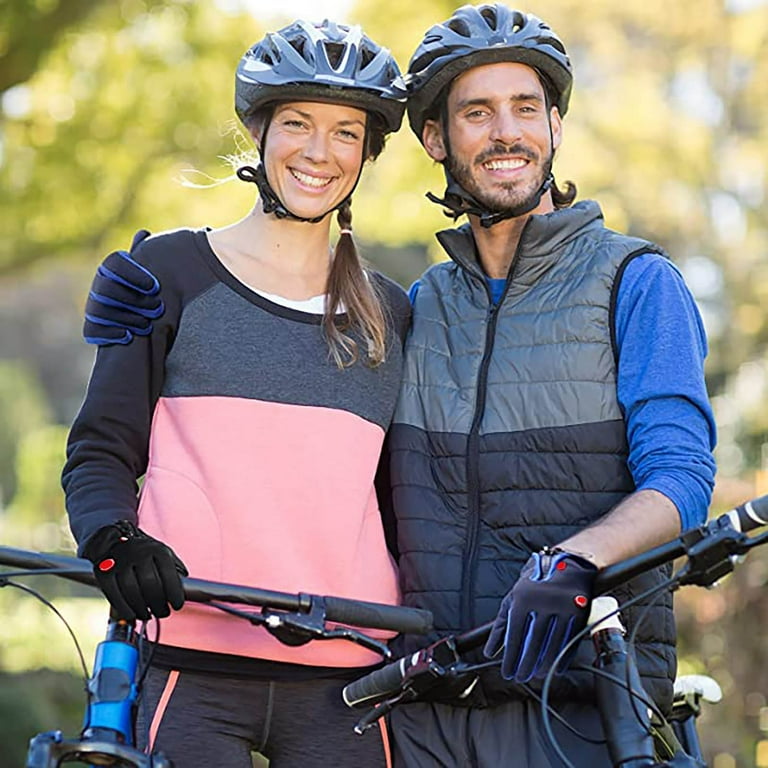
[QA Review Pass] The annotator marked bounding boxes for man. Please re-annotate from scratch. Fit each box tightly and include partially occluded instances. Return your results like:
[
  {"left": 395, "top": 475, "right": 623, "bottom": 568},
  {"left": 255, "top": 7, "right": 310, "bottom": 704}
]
[{"left": 385, "top": 4, "right": 716, "bottom": 765}]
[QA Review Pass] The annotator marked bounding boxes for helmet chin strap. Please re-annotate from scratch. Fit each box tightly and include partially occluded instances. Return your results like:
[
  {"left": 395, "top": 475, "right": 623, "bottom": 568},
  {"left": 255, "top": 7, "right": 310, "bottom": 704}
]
[
  {"left": 236, "top": 163, "right": 333, "bottom": 224},
  {"left": 426, "top": 104, "right": 556, "bottom": 229},
  {"left": 426, "top": 167, "right": 553, "bottom": 229},
  {"left": 237, "top": 116, "right": 368, "bottom": 224}
]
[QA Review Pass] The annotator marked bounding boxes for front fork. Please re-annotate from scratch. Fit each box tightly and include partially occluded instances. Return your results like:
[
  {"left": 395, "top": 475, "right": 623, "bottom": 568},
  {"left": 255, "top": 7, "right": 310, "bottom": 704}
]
[{"left": 26, "top": 619, "right": 172, "bottom": 767}]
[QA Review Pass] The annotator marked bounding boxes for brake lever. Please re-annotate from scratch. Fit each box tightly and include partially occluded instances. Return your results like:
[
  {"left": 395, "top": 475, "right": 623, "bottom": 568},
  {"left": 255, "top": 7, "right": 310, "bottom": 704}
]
[
  {"left": 352, "top": 639, "right": 480, "bottom": 734},
  {"left": 208, "top": 599, "right": 392, "bottom": 658},
  {"left": 319, "top": 626, "right": 392, "bottom": 659},
  {"left": 676, "top": 519, "right": 758, "bottom": 587},
  {"left": 354, "top": 689, "right": 419, "bottom": 733}
]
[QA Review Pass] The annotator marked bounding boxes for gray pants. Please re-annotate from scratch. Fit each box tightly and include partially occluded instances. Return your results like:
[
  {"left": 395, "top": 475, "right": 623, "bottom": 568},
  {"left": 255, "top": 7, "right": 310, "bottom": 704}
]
[
  {"left": 389, "top": 698, "right": 614, "bottom": 768},
  {"left": 136, "top": 667, "right": 390, "bottom": 768}
]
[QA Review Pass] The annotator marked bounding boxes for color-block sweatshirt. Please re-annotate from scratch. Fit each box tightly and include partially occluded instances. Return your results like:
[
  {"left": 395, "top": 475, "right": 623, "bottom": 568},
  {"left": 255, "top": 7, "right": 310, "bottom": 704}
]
[{"left": 62, "top": 228, "right": 410, "bottom": 670}]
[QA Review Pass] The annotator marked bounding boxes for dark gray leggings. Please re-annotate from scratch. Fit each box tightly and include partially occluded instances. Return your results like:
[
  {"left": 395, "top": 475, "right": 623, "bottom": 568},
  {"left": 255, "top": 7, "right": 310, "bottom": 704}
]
[{"left": 136, "top": 667, "right": 390, "bottom": 767}]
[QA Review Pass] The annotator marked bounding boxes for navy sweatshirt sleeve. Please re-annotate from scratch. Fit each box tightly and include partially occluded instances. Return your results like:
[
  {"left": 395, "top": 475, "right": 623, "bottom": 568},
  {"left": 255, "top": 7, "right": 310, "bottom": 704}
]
[
  {"left": 62, "top": 231, "right": 204, "bottom": 553},
  {"left": 614, "top": 253, "right": 717, "bottom": 530}
]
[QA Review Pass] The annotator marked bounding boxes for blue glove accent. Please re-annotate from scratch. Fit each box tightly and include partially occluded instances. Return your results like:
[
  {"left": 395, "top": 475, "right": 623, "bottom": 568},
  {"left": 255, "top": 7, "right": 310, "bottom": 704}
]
[
  {"left": 96, "top": 259, "right": 161, "bottom": 298},
  {"left": 483, "top": 550, "right": 597, "bottom": 683},
  {"left": 83, "top": 230, "right": 165, "bottom": 346}
]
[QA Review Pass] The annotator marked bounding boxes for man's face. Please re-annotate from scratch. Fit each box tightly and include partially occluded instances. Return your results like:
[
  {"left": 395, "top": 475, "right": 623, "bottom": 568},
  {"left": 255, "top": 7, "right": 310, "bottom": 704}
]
[{"left": 423, "top": 62, "right": 562, "bottom": 215}]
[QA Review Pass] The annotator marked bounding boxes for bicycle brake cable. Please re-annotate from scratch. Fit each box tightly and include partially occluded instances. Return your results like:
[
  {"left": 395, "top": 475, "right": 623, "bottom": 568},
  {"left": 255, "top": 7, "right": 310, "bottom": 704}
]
[
  {"left": 206, "top": 599, "right": 393, "bottom": 658},
  {"left": 623, "top": 580, "right": 678, "bottom": 745},
  {"left": 539, "top": 572, "right": 680, "bottom": 768},
  {"left": 0, "top": 576, "right": 92, "bottom": 715},
  {"left": 135, "top": 618, "right": 161, "bottom": 751},
  {"left": 136, "top": 617, "right": 161, "bottom": 689}
]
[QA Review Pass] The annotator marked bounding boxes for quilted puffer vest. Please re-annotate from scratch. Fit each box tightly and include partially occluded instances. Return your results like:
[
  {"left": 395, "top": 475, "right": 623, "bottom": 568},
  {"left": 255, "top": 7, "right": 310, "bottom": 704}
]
[{"left": 390, "top": 201, "right": 676, "bottom": 711}]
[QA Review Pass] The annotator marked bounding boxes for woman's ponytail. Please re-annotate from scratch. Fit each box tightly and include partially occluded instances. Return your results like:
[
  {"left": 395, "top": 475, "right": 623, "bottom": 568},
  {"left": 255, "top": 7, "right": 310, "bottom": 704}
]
[{"left": 324, "top": 200, "right": 388, "bottom": 367}]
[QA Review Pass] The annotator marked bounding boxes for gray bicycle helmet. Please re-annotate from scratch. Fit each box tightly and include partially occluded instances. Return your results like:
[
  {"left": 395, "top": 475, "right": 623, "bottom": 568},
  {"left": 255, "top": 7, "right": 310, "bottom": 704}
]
[
  {"left": 236, "top": 19, "right": 406, "bottom": 134},
  {"left": 406, "top": 4, "right": 572, "bottom": 140}
]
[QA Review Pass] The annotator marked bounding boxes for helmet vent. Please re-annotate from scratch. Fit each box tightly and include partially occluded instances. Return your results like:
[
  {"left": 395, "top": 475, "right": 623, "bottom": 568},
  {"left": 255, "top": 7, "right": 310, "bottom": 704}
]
[
  {"left": 446, "top": 18, "right": 471, "bottom": 37},
  {"left": 290, "top": 37, "right": 306, "bottom": 59},
  {"left": 511, "top": 10, "right": 528, "bottom": 34},
  {"left": 324, "top": 41, "right": 345, "bottom": 69},
  {"left": 479, "top": 6, "right": 498, "bottom": 30},
  {"left": 548, "top": 38, "right": 567, "bottom": 55},
  {"left": 360, "top": 47, "right": 375, "bottom": 69}
]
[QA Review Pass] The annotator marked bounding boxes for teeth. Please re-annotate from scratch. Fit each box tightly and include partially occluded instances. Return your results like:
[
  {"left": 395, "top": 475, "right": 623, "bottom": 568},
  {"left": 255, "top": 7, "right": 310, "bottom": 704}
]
[
  {"left": 484, "top": 159, "right": 526, "bottom": 170},
  {"left": 291, "top": 169, "right": 332, "bottom": 187}
]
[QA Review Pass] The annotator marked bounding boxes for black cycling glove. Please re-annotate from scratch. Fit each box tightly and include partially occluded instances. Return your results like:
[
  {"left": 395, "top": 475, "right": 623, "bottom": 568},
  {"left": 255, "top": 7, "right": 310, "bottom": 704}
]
[
  {"left": 84, "top": 229, "right": 165, "bottom": 346},
  {"left": 83, "top": 521, "right": 188, "bottom": 621},
  {"left": 483, "top": 549, "right": 597, "bottom": 682}
]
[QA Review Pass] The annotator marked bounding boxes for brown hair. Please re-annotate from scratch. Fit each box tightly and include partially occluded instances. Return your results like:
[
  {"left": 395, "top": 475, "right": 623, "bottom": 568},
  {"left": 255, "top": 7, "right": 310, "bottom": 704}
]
[
  {"left": 324, "top": 114, "right": 390, "bottom": 368},
  {"left": 539, "top": 71, "right": 577, "bottom": 208},
  {"left": 551, "top": 178, "right": 576, "bottom": 208}
]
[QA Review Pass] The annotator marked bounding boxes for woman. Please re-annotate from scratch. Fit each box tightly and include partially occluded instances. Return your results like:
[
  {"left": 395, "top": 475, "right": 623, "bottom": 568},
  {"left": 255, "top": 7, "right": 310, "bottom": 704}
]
[{"left": 62, "top": 19, "right": 409, "bottom": 767}]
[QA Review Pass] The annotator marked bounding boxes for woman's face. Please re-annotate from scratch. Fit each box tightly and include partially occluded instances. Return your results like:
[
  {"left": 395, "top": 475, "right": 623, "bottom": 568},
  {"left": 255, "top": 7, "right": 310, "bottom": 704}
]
[{"left": 260, "top": 101, "right": 367, "bottom": 221}]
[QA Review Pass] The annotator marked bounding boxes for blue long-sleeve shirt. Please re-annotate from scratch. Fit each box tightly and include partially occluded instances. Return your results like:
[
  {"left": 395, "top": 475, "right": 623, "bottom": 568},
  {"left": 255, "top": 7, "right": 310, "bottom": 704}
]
[{"left": 410, "top": 252, "right": 716, "bottom": 531}]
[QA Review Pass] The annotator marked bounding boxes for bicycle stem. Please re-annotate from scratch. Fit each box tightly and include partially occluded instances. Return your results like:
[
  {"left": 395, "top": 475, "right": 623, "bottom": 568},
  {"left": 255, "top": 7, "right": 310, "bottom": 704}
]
[
  {"left": 25, "top": 617, "right": 172, "bottom": 768},
  {"left": 84, "top": 619, "right": 140, "bottom": 744},
  {"left": 588, "top": 597, "right": 705, "bottom": 768},
  {"left": 591, "top": 600, "right": 654, "bottom": 767}
]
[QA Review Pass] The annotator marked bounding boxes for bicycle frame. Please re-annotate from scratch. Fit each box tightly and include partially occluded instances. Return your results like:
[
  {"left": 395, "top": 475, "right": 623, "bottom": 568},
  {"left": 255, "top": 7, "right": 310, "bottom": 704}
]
[
  {"left": 342, "top": 494, "right": 768, "bottom": 767},
  {"left": 0, "top": 546, "right": 433, "bottom": 768}
]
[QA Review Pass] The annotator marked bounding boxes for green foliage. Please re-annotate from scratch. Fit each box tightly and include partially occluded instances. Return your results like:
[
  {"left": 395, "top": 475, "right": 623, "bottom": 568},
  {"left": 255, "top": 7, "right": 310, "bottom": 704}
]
[
  {"left": 1, "top": 1, "right": 261, "bottom": 274},
  {"left": 1, "top": 0, "right": 111, "bottom": 93},
  {"left": 0, "top": 669, "right": 86, "bottom": 768},
  {"left": 0, "top": 361, "right": 52, "bottom": 504},
  {"left": 6, "top": 424, "right": 69, "bottom": 531}
]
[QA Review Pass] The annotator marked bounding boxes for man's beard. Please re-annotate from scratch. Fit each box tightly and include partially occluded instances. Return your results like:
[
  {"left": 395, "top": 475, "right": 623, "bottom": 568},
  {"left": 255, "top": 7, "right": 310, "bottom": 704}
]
[{"left": 446, "top": 143, "right": 553, "bottom": 214}]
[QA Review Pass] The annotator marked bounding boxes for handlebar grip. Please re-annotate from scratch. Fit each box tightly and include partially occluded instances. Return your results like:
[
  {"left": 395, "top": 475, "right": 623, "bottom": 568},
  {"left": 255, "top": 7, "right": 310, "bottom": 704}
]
[
  {"left": 723, "top": 494, "right": 768, "bottom": 533},
  {"left": 324, "top": 597, "right": 432, "bottom": 635},
  {"left": 342, "top": 653, "right": 417, "bottom": 707}
]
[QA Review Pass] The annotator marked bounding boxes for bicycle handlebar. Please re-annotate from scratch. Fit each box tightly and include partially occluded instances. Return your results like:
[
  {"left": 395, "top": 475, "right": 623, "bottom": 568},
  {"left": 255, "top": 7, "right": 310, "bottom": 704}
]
[
  {"left": 342, "top": 493, "right": 768, "bottom": 710},
  {"left": 0, "top": 546, "right": 433, "bottom": 635},
  {"left": 447, "top": 493, "right": 768, "bottom": 654},
  {"left": 592, "top": 493, "right": 768, "bottom": 595}
]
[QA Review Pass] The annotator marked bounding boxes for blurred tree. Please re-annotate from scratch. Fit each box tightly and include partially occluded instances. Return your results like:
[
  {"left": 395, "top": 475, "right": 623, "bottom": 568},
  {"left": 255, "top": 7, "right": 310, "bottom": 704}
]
[
  {"left": 0, "top": 670, "right": 85, "bottom": 768},
  {"left": 1, "top": 0, "right": 112, "bottom": 94},
  {"left": 6, "top": 424, "right": 69, "bottom": 532},
  {"left": 0, "top": 361, "right": 52, "bottom": 505},
  {"left": 1, "top": 0, "right": 262, "bottom": 275}
]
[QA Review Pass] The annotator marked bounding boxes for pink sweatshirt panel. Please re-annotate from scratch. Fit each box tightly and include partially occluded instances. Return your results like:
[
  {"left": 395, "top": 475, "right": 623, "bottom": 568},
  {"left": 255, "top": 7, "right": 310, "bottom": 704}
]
[{"left": 137, "top": 396, "right": 400, "bottom": 667}]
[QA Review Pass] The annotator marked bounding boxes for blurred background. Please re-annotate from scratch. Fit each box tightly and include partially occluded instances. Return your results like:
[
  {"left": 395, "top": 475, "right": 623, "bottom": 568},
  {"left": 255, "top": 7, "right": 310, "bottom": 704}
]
[{"left": 1, "top": 0, "right": 767, "bottom": 765}]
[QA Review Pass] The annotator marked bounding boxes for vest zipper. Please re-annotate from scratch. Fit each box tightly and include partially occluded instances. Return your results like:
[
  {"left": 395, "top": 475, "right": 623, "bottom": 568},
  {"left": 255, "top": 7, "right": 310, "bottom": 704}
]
[{"left": 459, "top": 223, "right": 530, "bottom": 629}]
